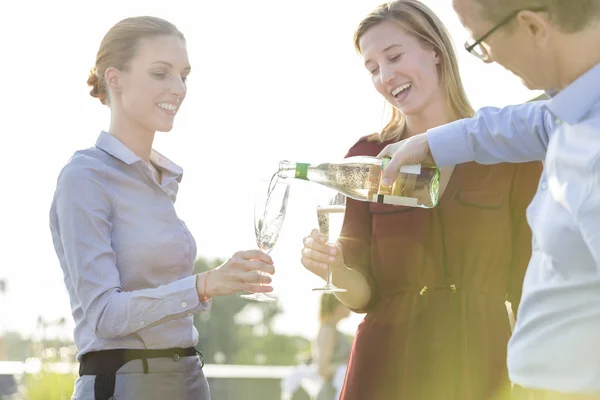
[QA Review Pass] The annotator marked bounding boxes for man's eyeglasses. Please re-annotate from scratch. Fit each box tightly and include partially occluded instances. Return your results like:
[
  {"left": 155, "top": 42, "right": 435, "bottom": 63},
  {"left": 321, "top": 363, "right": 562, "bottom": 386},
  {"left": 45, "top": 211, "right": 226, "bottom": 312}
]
[{"left": 465, "top": 7, "right": 547, "bottom": 62}]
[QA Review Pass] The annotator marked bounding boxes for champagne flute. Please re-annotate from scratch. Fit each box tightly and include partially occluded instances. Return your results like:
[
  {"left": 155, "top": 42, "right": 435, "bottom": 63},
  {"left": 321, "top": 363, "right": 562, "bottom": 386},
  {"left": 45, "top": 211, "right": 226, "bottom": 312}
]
[
  {"left": 312, "top": 191, "right": 347, "bottom": 293},
  {"left": 241, "top": 176, "right": 290, "bottom": 302}
]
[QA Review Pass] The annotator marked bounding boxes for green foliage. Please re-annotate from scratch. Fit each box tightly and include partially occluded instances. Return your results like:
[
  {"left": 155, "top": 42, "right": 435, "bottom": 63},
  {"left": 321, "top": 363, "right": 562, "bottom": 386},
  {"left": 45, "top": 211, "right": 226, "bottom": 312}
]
[
  {"left": 234, "top": 325, "right": 312, "bottom": 365},
  {"left": 22, "top": 371, "right": 76, "bottom": 400},
  {"left": 1, "top": 331, "right": 34, "bottom": 361},
  {"left": 193, "top": 257, "right": 311, "bottom": 366}
]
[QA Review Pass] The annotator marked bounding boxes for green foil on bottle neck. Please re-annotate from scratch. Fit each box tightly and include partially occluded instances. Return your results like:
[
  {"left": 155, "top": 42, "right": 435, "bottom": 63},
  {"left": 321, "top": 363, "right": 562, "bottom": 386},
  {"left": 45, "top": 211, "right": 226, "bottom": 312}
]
[
  {"left": 381, "top": 157, "right": 391, "bottom": 170},
  {"left": 295, "top": 163, "right": 309, "bottom": 180}
]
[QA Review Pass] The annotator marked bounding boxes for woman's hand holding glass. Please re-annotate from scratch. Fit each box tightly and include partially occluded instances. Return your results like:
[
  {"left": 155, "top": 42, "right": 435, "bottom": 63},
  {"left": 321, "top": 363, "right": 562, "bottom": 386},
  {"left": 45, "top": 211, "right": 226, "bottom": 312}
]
[
  {"left": 197, "top": 250, "right": 275, "bottom": 298},
  {"left": 301, "top": 229, "right": 344, "bottom": 282}
]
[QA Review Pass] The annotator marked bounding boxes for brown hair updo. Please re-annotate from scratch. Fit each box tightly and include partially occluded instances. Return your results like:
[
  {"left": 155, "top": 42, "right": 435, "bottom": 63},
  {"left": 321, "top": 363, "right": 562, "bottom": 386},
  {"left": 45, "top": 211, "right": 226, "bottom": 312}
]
[{"left": 87, "top": 16, "right": 185, "bottom": 105}]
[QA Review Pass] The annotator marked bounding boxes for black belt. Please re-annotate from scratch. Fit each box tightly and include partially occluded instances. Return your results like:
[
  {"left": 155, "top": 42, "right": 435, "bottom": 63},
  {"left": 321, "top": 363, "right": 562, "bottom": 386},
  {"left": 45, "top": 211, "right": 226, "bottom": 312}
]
[{"left": 79, "top": 347, "right": 204, "bottom": 400}]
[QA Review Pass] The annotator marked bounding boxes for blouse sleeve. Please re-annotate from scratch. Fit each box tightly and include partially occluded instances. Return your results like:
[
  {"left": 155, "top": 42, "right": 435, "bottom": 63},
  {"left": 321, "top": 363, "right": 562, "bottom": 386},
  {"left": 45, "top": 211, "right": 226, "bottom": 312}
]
[{"left": 51, "top": 160, "right": 210, "bottom": 340}]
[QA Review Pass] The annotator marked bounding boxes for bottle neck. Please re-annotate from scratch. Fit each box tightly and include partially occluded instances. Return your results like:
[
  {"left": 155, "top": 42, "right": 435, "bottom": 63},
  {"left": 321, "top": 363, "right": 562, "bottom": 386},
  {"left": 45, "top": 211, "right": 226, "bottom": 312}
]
[{"left": 277, "top": 160, "right": 310, "bottom": 180}]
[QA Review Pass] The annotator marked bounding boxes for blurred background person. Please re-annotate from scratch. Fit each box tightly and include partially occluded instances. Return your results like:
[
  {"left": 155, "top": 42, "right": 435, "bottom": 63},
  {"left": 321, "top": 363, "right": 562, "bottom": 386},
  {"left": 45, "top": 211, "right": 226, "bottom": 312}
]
[{"left": 315, "top": 294, "right": 351, "bottom": 400}]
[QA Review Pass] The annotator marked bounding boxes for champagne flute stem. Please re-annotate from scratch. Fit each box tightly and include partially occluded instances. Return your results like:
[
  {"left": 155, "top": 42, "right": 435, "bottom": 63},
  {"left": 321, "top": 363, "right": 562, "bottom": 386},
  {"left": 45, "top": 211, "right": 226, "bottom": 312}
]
[{"left": 257, "top": 248, "right": 270, "bottom": 287}]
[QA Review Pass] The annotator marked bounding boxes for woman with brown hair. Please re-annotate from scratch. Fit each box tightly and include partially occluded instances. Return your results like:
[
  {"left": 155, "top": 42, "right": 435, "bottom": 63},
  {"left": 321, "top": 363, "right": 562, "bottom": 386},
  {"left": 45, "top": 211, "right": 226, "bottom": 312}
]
[
  {"left": 300, "top": 1, "right": 542, "bottom": 398},
  {"left": 49, "top": 16, "right": 274, "bottom": 399}
]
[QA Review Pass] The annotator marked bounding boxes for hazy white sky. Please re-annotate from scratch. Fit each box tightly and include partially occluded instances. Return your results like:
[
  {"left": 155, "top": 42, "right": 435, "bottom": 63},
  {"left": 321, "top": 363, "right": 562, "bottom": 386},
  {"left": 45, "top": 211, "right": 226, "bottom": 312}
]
[{"left": 0, "top": 0, "right": 540, "bottom": 341}]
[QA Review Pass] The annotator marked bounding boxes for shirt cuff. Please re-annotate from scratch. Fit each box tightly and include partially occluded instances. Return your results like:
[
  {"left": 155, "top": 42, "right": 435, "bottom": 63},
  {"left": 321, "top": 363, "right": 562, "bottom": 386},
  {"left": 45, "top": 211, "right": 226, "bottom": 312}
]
[
  {"left": 426, "top": 119, "right": 474, "bottom": 166},
  {"left": 168, "top": 275, "right": 212, "bottom": 316}
]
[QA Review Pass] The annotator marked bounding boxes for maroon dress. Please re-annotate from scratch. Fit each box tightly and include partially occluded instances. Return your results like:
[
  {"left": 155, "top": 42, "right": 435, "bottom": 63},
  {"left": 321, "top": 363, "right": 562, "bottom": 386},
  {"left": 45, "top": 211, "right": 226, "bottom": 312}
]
[{"left": 338, "top": 137, "right": 542, "bottom": 400}]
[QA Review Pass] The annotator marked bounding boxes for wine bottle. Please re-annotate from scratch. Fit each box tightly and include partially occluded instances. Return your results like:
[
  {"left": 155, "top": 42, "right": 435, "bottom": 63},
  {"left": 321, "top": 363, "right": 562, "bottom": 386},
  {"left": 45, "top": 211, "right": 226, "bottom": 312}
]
[{"left": 277, "top": 156, "right": 439, "bottom": 208}]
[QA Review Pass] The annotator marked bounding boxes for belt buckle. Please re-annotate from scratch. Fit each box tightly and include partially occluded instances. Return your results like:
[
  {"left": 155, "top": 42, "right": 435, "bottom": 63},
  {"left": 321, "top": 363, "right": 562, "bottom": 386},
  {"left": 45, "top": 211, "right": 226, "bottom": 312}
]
[{"left": 194, "top": 348, "right": 205, "bottom": 368}]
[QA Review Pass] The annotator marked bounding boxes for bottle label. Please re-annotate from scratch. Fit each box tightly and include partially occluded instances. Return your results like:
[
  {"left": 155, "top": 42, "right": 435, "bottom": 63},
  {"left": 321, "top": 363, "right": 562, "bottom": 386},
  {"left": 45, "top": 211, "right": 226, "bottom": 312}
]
[
  {"left": 295, "top": 163, "right": 309, "bottom": 180},
  {"left": 371, "top": 194, "right": 419, "bottom": 207},
  {"left": 399, "top": 164, "right": 421, "bottom": 175}
]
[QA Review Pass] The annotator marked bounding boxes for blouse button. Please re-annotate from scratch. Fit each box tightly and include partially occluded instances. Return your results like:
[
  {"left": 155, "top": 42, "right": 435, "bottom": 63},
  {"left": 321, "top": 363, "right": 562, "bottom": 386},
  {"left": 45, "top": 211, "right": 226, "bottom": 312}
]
[
  {"left": 181, "top": 301, "right": 188, "bottom": 309},
  {"left": 172, "top": 354, "right": 181, "bottom": 362}
]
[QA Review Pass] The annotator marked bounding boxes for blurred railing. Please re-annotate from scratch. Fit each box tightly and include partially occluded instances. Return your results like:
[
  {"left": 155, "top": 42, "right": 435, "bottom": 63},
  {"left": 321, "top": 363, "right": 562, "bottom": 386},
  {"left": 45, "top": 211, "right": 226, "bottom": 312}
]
[
  {"left": 1, "top": 360, "right": 294, "bottom": 376},
  {"left": 0, "top": 361, "right": 307, "bottom": 399}
]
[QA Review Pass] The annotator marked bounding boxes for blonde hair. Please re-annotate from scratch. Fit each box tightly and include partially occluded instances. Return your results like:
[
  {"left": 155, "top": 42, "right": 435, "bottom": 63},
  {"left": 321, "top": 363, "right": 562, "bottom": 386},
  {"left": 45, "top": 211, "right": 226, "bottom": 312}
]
[
  {"left": 87, "top": 16, "right": 185, "bottom": 105},
  {"left": 475, "top": 0, "right": 600, "bottom": 33},
  {"left": 354, "top": 0, "right": 475, "bottom": 143}
]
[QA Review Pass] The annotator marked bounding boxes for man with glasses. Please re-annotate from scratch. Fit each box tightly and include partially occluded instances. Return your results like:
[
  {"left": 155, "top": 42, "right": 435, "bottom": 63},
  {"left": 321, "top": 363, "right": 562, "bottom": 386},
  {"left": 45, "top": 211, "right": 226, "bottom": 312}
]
[
  {"left": 464, "top": 6, "right": 547, "bottom": 63},
  {"left": 377, "top": 0, "right": 600, "bottom": 398}
]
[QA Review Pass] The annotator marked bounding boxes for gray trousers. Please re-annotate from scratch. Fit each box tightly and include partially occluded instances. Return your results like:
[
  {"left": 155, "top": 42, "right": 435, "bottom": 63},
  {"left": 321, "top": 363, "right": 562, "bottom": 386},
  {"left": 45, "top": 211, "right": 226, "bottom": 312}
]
[{"left": 72, "top": 355, "right": 210, "bottom": 400}]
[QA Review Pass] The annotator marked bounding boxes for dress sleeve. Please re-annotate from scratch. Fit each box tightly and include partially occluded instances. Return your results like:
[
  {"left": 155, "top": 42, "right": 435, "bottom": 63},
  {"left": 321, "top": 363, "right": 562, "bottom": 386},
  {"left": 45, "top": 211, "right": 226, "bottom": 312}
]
[{"left": 338, "top": 145, "right": 380, "bottom": 313}]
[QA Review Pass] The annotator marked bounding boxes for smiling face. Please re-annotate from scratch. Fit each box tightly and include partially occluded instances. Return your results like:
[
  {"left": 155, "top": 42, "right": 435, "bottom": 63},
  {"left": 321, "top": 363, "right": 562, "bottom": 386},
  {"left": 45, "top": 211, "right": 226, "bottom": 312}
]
[
  {"left": 106, "top": 34, "right": 190, "bottom": 134},
  {"left": 359, "top": 20, "right": 443, "bottom": 117}
]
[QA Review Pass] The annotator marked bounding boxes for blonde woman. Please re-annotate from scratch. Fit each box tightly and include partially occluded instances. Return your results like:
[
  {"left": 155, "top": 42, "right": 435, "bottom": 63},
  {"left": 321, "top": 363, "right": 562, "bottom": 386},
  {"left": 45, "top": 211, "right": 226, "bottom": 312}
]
[{"left": 300, "top": 1, "right": 542, "bottom": 399}]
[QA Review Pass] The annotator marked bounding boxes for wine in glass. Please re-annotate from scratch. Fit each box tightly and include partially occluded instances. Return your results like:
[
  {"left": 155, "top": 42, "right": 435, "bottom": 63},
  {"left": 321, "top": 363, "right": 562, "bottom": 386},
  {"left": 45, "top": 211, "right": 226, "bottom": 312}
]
[
  {"left": 241, "top": 177, "right": 290, "bottom": 302},
  {"left": 313, "top": 192, "right": 347, "bottom": 293}
]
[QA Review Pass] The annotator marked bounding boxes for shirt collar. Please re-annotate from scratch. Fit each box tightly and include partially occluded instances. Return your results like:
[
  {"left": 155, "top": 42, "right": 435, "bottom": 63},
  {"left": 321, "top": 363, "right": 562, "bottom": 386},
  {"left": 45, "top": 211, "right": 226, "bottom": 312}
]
[
  {"left": 149, "top": 149, "right": 184, "bottom": 182},
  {"left": 545, "top": 62, "right": 600, "bottom": 124},
  {"left": 95, "top": 131, "right": 183, "bottom": 182}
]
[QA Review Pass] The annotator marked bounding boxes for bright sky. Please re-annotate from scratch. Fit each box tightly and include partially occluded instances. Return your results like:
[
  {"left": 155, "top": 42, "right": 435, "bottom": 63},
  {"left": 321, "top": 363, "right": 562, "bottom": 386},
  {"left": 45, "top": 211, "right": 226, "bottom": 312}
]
[{"left": 0, "top": 0, "right": 540, "bottom": 342}]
